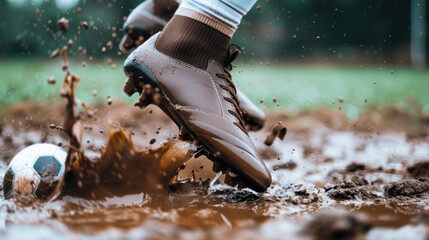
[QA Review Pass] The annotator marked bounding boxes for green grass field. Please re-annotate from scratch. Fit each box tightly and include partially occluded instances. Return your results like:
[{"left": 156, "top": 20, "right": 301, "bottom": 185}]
[{"left": 1, "top": 59, "right": 428, "bottom": 120}]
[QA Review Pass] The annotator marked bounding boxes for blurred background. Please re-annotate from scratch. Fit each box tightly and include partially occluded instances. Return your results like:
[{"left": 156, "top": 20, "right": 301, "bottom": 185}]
[{"left": 0, "top": 0, "right": 428, "bottom": 120}]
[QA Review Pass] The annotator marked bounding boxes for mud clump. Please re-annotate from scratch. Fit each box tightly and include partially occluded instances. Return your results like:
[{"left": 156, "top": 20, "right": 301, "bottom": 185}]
[
  {"left": 303, "top": 209, "right": 371, "bottom": 240},
  {"left": 341, "top": 176, "right": 368, "bottom": 188},
  {"left": 407, "top": 160, "right": 429, "bottom": 178},
  {"left": 57, "top": 18, "right": 69, "bottom": 33},
  {"left": 326, "top": 176, "right": 375, "bottom": 200},
  {"left": 385, "top": 178, "right": 429, "bottom": 197},
  {"left": 273, "top": 162, "right": 297, "bottom": 171},
  {"left": 46, "top": 76, "right": 57, "bottom": 85},
  {"left": 50, "top": 49, "right": 60, "bottom": 59},
  {"left": 327, "top": 188, "right": 374, "bottom": 200},
  {"left": 264, "top": 121, "right": 287, "bottom": 146},
  {"left": 81, "top": 21, "right": 89, "bottom": 29},
  {"left": 345, "top": 162, "right": 366, "bottom": 172}
]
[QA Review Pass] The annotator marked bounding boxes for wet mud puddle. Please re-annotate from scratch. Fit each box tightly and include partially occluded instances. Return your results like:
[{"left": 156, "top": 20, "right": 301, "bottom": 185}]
[
  {"left": 1, "top": 127, "right": 428, "bottom": 239},
  {"left": 0, "top": 49, "right": 428, "bottom": 239}
]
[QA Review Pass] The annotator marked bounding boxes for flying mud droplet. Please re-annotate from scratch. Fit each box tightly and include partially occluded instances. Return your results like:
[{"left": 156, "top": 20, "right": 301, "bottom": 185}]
[
  {"left": 365, "top": 98, "right": 368, "bottom": 103},
  {"left": 264, "top": 121, "right": 287, "bottom": 146},
  {"left": 50, "top": 49, "right": 60, "bottom": 59},
  {"left": 76, "top": 7, "right": 82, "bottom": 13},
  {"left": 81, "top": 21, "right": 89, "bottom": 30},
  {"left": 339, "top": 105, "right": 342, "bottom": 110},
  {"left": 46, "top": 76, "right": 57, "bottom": 85},
  {"left": 57, "top": 17, "right": 69, "bottom": 33},
  {"left": 107, "top": 96, "right": 113, "bottom": 105},
  {"left": 101, "top": 47, "right": 106, "bottom": 54},
  {"left": 49, "top": 123, "right": 56, "bottom": 129},
  {"left": 68, "top": 39, "right": 73, "bottom": 47},
  {"left": 106, "top": 41, "right": 113, "bottom": 50},
  {"left": 373, "top": 81, "right": 376, "bottom": 84},
  {"left": 92, "top": 90, "right": 98, "bottom": 96},
  {"left": 256, "top": 5, "right": 261, "bottom": 10},
  {"left": 150, "top": 138, "right": 156, "bottom": 145}
]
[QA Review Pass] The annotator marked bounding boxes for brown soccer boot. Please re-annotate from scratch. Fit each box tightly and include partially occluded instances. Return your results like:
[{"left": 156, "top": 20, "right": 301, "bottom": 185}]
[
  {"left": 123, "top": 16, "right": 271, "bottom": 192},
  {"left": 120, "top": 0, "right": 178, "bottom": 53},
  {"left": 120, "top": 0, "right": 266, "bottom": 131}
]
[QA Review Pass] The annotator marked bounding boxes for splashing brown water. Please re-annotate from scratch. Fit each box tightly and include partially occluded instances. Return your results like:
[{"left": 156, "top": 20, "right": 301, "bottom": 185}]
[
  {"left": 55, "top": 45, "right": 200, "bottom": 202},
  {"left": 63, "top": 129, "right": 198, "bottom": 200}
]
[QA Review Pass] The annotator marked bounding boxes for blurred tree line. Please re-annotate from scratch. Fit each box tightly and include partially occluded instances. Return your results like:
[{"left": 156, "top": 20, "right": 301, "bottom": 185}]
[{"left": 0, "top": 0, "right": 427, "bottom": 66}]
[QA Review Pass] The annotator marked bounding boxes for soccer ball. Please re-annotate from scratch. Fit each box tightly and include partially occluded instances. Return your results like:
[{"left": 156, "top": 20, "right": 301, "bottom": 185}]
[{"left": 3, "top": 143, "right": 67, "bottom": 200}]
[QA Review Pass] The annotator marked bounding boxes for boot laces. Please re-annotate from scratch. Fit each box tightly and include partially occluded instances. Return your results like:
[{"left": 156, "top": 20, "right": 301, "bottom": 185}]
[{"left": 216, "top": 44, "right": 247, "bottom": 134}]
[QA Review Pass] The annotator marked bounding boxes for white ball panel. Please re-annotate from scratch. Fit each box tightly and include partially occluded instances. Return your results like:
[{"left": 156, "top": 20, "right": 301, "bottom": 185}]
[{"left": 9, "top": 144, "right": 67, "bottom": 172}]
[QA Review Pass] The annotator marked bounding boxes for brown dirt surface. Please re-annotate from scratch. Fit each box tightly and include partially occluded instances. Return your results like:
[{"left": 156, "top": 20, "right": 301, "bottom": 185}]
[{"left": 1, "top": 102, "right": 429, "bottom": 239}]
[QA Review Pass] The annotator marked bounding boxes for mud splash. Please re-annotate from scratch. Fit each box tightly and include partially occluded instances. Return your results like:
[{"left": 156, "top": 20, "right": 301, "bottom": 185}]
[
  {"left": 53, "top": 45, "right": 200, "bottom": 202},
  {"left": 63, "top": 129, "right": 198, "bottom": 200}
]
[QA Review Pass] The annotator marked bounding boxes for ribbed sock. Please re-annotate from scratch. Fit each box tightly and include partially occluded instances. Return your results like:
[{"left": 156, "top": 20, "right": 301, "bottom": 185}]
[{"left": 155, "top": 15, "right": 230, "bottom": 69}]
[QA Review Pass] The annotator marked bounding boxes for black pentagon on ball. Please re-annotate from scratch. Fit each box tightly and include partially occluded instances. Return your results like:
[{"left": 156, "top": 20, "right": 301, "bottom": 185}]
[
  {"left": 3, "top": 167, "right": 15, "bottom": 198},
  {"left": 35, "top": 178, "right": 59, "bottom": 199},
  {"left": 33, "top": 156, "right": 62, "bottom": 178}
]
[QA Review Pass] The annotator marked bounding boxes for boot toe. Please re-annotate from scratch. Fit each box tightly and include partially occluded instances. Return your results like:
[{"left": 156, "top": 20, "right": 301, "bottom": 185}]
[{"left": 182, "top": 110, "right": 272, "bottom": 191}]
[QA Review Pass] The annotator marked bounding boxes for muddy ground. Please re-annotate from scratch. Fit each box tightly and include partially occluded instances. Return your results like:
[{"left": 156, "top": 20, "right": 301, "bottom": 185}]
[{"left": 0, "top": 102, "right": 428, "bottom": 240}]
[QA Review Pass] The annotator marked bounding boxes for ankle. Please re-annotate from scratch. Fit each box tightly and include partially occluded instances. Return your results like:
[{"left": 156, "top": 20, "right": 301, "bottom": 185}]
[{"left": 155, "top": 15, "right": 231, "bottom": 69}]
